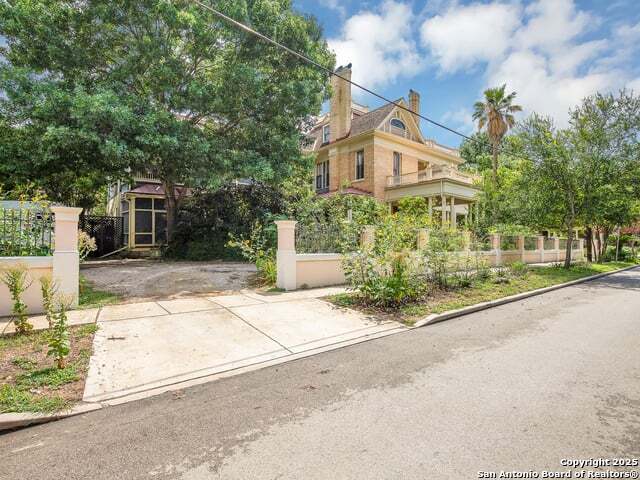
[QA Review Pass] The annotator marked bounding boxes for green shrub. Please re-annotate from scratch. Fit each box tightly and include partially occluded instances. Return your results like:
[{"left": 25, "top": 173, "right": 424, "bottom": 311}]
[
  {"left": 1, "top": 265, "right": 33, "bottom": 334},
  {"left": 508, "top": 261, "right": 529, "bottom": 277},
  {"left": 343, "top": 249, "right": 426, "bottom": 308},
  {"left": 48, "top": 298, "right": 71, "bottom": 369},
  {"left": 39, "top": 275, "right": 58, "bottom": 328},
  {"left": 228, "top": 222, "right": 277, "bottom": 285}
]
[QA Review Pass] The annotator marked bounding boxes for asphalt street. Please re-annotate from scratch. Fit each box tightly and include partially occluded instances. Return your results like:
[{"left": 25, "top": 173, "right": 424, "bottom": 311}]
[{"left": 2, "top": 267, "right": 639, "bottom": 479}]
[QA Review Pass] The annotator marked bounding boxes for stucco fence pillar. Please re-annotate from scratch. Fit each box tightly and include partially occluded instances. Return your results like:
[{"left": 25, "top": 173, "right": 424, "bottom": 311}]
[
  {"left": 491, "top": 234, "right": 501, "bottom": 266},
  {"left": 275, "top": 220, "right": 297, "bottom": 291},
  {"left": 537, "top": 236, "right": 545, "bottom": 263},
  {"left": 51, "top": 206, "right": 83, "bottom": 308}
]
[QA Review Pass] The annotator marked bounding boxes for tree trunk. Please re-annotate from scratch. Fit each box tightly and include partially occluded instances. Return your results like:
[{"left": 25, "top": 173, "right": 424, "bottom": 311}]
[
  {"left": 491, "top": 143, "right": 499, "bottom": 188},
  {"left": 585, "top": 226, "right": 593, "bottom": 262},
  {"left": 615, "top": 226, "right": 621, "bottom": 262},
  {"left": 163, "top": 180, "right": 178, "bottom": 244},
  {"left": 564, "top": 224, "right": 574, "bottom": 269},
  {"left": 594, "top": 228, "right": 602, "bottom": 263}
]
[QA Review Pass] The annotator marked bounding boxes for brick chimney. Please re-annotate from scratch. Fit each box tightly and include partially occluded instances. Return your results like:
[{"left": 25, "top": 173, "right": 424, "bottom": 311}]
[
  {"left": 409, "top": 89, "right": 420, "bottom": 125},
  {"left": 330, "top": 64, "right": 352, "bottom": 141}
]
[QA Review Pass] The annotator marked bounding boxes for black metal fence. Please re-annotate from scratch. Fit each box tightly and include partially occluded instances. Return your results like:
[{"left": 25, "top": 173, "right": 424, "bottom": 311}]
[
  {"left": 295, "top": 223, "right": 361, "bottom": 254},
  {"left": 79, "top": 215, "right": 124, "bottom": 258},
  {"left": 0, "top": 207, "right": 54, "bottom": 257}
]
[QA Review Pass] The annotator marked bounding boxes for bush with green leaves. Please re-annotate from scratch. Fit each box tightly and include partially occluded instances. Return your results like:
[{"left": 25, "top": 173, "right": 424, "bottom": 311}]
[
  {"left": 39, "top": 275, "right": 58, "bottom": 328},
  {"left": 508, "top": 260, "right": 529, "bottom": 277},
  {"left": 47, "top": 297, "right": 71, "bottom": 369},
  {"left": 1, "top": 265, "right": 33, "bottom": 334},
  {"left": 342, "top": 213, "right": 428, "bottom": 308},
  {"left": 227, "top": 221, "right": 277, "bottom": 285}
]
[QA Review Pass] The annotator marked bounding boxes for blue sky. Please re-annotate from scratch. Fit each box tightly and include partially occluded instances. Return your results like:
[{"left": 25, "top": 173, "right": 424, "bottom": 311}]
[{"left": 293, "top": 0, "right": 640, "bottom": 147}]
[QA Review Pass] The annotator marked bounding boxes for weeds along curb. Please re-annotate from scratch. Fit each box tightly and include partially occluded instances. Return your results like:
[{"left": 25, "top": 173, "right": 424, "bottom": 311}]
[
  {"left": 0, "top": 402, "right": 102, "bottom": 432},
  {"left": 413, "top": 264, "right": 639, "bottom": 328}
]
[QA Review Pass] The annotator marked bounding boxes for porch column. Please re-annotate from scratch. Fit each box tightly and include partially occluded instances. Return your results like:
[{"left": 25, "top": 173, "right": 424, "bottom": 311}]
[
  {"left": 450, "top": 196, "right": 456, "bottom": 228},
  {"left": 275, "top": 220, "right": 297, "bottom": 291},
  {"left": 441, "top": 194, "right": 447, "bottom": 226}
]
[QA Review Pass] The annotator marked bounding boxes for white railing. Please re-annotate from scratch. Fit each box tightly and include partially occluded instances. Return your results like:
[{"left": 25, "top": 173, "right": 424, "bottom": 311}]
[
  {"left": 133, "top": 172, "right": 161, "bottom": 182},
  {"left": 386, "top": 166, "right": 475, "bottom": 187}
]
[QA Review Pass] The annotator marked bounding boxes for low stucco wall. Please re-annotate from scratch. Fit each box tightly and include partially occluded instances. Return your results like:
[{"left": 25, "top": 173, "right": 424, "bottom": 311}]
[
  {"left": 295, "top": 254, "right": 346, "bottom": 289},
  {"left": 0, "top": 257, "right": 53, "bottom": 317}
]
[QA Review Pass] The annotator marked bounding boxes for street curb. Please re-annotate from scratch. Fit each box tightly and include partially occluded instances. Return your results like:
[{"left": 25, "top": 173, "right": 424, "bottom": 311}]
[
  {"left": 0, "top": 402, "right": 103, "bottom": 432},
  {"left": 413, "top": 264, "right": 639, "bottom": 328}
]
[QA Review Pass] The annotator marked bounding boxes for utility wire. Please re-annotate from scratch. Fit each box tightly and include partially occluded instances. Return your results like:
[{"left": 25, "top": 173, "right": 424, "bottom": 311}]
[{"left": 189, "top": 0, "right": 474, "bottom": 142}]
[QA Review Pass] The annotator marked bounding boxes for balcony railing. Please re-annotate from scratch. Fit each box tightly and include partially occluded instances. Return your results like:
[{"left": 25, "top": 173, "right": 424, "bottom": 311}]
[
  {"left": 386, "top": 166, "right": 475, "bottom": 187},
  {"left": 133, "top": 172, "right": 161, "bottom": 182}
]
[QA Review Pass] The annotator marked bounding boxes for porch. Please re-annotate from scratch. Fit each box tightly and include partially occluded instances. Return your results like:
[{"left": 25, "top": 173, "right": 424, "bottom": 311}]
[{"left": 385, "top": 165, "right": 480, "bottom": 227}]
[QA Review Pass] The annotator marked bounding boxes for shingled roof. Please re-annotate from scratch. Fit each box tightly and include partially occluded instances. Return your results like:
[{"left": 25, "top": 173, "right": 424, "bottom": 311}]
[{"left": 348, "top": 101, "right": 399, "bottom": 138}]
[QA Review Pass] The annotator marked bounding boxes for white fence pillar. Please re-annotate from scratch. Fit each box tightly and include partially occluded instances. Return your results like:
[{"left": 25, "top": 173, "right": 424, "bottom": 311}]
[
  {"left": 578, "top": 238, "right": 585, "bottom": 259},
  {"left": 554, "top": 237, "right": 561, "bottom": 262},
  {"left": 275, "top": 220, "right": 297, "bottom": 291},
  {"left": 517, "top": 235, "right": 525, "bottom": 262},
  {"left": 491, "top": 234, "right": 502, "bottom": 266},
  {"left": 417, "top": 228, "right": 430, "bottom": 251},
  {"left": 51, "top": 206, "right": 83, "bottom": 307},
  {"left": 361, "top": 225, "right": 376, "bottom": 249},
  {"left": 537, "top": 235, "right": 545, "bottom": 263}
]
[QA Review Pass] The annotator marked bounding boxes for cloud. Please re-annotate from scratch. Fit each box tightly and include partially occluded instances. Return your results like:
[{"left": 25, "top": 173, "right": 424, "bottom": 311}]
[
  {"left": 441, "top": 108, "right": 475, "bottom": 134},
  {"left": 328, "top": 1, "right": 424, "bottom": 90},
  {"left": 419, "top": 0, "right": 640, "bottom": 126},
  {"left": 319, "top": 0, "right": 347, "bottom": 18},
  {"left": 420, "top": 2, "right": 522, "bottom": 73}
]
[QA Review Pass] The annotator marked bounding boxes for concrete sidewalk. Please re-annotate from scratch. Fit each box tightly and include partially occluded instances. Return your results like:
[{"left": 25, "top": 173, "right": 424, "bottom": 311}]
[{"left": 83, "top": 287, "right": 405, "bottom": 404}]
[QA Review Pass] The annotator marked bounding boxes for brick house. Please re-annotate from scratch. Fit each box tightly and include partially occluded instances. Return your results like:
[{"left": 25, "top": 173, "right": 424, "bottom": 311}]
[{"left": 306, "top": 64, "right": 479, "bottom": 227}]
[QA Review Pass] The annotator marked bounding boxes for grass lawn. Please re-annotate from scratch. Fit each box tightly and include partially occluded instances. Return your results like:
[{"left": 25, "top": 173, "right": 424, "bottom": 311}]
[
  {"left": 0, "top": 324, "right": 97, "bottom": 413},
  {"left": 79, "top": 275, "right": 121, "bottom": 309},
  {"left": 330, "top": 261, "right": 636, "bottom": 325}
]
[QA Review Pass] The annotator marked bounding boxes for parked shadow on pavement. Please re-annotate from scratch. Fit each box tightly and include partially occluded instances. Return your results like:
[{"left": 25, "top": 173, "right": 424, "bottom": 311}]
[{"left": 574, "top": 268, "right": 640, "bottom": 293}]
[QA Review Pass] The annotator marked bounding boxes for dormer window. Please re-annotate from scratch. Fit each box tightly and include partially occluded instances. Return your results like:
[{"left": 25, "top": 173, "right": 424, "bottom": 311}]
[
  {"left": 322, "top": 125, "right": 330, "bottom": 144},
  {"left": 390, "top": 118, "right": 406, "bottom": 130}
]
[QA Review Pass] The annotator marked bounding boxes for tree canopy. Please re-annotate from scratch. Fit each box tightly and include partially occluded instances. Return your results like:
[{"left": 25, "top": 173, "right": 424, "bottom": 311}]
[{"left": 0, "top": 0, "right": 334, "bottom": 237}]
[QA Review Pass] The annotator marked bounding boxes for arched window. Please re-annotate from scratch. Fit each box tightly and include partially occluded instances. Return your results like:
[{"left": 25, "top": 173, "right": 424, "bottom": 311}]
[{"left": 390, "top": 118, "right": 406, "bottom": 130}]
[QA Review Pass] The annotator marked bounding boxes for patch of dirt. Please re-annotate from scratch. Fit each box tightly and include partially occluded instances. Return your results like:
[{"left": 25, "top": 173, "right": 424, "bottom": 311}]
[
  {"left": 81, "top": 260, "right": 257, "bottom": 301},
  {"left": 0, "top": 324, "right": 97, "bottom": 406}
]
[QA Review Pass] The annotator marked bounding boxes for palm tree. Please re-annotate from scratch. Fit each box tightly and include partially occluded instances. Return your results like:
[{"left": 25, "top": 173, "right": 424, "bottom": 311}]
[{"left": 472, "top": 84, "right": 522, "bottom": 187}]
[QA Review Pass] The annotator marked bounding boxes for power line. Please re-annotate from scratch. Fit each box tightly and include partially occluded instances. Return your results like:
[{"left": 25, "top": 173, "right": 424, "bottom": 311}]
[{"left": 189, "top": 0, "right": 474, "bottom": 142}]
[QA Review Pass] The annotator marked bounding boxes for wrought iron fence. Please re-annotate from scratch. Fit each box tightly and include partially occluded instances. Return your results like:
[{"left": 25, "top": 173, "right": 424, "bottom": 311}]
[
  {"left": 544, "top": 237, "right": 556, "bottom": 250},
  {"left": 524, "top": 237, "right": 538, "bottom": 251},
  {"left": 0, "top": 207, "right": 54, "bottom": 257},
  {"left": 295, "top": 223, "right": 360, "bottom": 254},
  {"left": 470, "top": 234, "right": 492, "bottom": 251},
  {"left": 571, "top": 239, "right": 580, "bottom": 250},
  {"left": 559, "top": 239, "right": 568, "bottom": 250},
  {"left": 500, "top": 235, "right": 518, "bottom": 251}
]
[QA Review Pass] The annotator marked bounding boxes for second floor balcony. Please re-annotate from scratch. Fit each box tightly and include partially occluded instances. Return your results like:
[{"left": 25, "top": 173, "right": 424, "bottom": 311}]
[{"left": 386, "top": 165, "right": 476, "bottom": 188}]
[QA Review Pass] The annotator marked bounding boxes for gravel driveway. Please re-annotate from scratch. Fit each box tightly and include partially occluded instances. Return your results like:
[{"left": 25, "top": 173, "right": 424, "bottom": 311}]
[{"left": 81, "top": 260, "right": 257, "bottom": 301}]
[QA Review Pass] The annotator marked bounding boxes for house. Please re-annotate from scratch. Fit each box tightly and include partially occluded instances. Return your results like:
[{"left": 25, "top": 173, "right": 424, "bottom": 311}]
[
  {"left": 305, "top": 64, "right": 479, "bottom": 227},
  {"left": 106, "top": 175, "right": 181, "bottom": 252}
]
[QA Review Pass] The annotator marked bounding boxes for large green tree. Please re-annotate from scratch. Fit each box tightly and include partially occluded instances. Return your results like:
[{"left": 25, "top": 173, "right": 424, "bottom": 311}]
[
  {"left": 0, "top": 0, "right": 334, "bottom": 238},
  {"left": 569, "top": 90, "right": 640, "bottom": 261}
]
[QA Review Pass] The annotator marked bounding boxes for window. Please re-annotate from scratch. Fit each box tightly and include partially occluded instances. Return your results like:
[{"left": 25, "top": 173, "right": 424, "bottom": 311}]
[
  {"left": 355, "top": 150, "right": 365, "bottom": 180},
  {"left": 322, "top": 125, "right": 330, "bottom": 144},
  {"left": 393, "top": 152, "right": 402, "bottom": 177},
  {"left": 133, "top": 197, "right": 167, "bottom": 246},
  {"left": 390, "top": 118, "right": 406, "bottom": 130},
  {"left": 316, "top": 160, "right": 329, "bottom": 192}
]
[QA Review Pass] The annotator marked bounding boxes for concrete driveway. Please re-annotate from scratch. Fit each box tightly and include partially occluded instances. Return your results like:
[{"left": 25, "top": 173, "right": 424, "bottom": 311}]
[{"left": 83, "top": 288, "right": 405, "bottom": 403}]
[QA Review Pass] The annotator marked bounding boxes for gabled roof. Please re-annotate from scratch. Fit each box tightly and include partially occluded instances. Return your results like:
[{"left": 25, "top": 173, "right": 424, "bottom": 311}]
[{"left": 349, "top": 101, "right": 398, "bottom": 138}]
